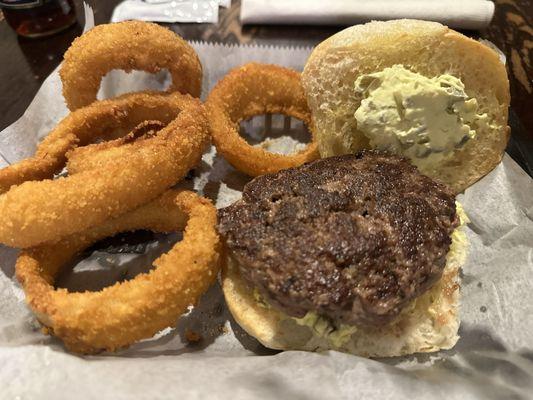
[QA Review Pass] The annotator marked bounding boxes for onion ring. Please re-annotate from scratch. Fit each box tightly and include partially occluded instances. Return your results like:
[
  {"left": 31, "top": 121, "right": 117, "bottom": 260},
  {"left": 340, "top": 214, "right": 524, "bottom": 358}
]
[
  {"left": 0, "top": 93, "right": 210, "bottom": 248},
  {"left": 206, "top": 62, "right": 319, "bottom": 177},
  {"left": 16, "top": 190, "right": 220, "bottom": 354},
  {"left": 65, "top": 120, "right": 167, "bottom": 174},
  {"left": 0, "top": 92, "right": 193, "bottom": 194},
  {"left": 60, "top": 21, "right": 203, "bottom": 111}
]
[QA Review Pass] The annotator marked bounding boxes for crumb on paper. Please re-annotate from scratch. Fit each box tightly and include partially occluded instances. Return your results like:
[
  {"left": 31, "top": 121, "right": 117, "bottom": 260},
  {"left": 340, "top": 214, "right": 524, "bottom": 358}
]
[{"left": 185, "top": 329, "right": 202, "bottom": 343}]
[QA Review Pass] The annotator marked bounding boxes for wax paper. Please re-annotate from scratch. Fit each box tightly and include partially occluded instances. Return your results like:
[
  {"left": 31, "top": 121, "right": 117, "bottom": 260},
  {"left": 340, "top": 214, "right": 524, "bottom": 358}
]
[{"left": 1, "top": 20, "right": 532, "bottom": 400}]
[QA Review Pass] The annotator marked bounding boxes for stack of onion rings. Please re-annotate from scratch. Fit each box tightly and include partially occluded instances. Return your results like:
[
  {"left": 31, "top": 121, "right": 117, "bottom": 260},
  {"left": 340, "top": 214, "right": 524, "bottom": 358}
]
[
  {"left": 0, "top": 92, "right": 210, "bottom": 248},
  {"left": 16, "top": 190, "right": 220, "bottom": 354},
  {"left": 206, "top": 62, "right": 319, "bottom": 177},
  {"left": 3, "top": 20, "right": 222, "bottom": 355},
  {"left": 60, "top": 21, "right": 203, "bottom": 110}
]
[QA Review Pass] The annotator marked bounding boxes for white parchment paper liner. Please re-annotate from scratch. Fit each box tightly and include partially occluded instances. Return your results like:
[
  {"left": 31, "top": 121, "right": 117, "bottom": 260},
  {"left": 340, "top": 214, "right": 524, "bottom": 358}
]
[{"left": 0, "top": 33, "right": 532, "bottom": 400}]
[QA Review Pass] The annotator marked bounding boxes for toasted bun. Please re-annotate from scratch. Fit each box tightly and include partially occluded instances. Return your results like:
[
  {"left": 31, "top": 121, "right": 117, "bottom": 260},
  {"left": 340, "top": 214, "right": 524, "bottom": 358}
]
[
  {"left": 301, "top": 19, "right": 510, "bottom": 193},
  {"left": 222, "top": 205, "right": 468, "bottom": 358}
]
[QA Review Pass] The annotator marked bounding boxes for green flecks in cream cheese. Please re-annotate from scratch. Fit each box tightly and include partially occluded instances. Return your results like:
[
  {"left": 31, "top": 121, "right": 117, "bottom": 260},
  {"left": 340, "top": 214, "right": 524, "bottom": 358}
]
[{"left": 354, "top": 65, "right": 488, "bottom": 169}]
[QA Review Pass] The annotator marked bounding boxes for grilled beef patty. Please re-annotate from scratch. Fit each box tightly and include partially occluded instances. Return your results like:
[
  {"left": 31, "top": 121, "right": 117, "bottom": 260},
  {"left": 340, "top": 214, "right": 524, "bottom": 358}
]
[{"left": 218, "top": 152, "right": 459, "bottom": 327}]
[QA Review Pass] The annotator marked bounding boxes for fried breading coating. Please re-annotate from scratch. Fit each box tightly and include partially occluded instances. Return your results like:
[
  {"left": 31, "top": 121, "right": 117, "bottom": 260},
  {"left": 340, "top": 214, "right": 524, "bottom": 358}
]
[
  {"left": 0, "top": 93, "right": 210, "bottom": 248},
  {"left": 16, "top": 190, "right": 220, "bottom": 354},
  {"left": 206, "top": 63, "right": 319, "bottom": 177},
  {"left": 60, "top": 21, "right": 202, "bottom": 110}
]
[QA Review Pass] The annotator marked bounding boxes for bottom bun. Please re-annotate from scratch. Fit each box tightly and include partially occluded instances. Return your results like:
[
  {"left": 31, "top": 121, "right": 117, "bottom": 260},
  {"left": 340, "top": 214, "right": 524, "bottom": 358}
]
[{"left": 222, "top": 206, "right": 468, "bottom": 358}]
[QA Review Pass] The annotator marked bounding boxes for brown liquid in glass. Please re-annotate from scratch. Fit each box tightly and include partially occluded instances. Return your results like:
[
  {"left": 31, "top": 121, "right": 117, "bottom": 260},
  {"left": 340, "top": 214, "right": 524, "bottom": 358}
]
[{"left": 2, "top": 0, "right": 76, "bottom": 38}]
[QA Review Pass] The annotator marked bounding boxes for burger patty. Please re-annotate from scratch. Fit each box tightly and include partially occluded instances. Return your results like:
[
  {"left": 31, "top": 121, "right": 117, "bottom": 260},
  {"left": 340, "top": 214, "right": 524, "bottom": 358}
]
[{"left": 218, "top": 151, "right": 459, "bottom": 327}]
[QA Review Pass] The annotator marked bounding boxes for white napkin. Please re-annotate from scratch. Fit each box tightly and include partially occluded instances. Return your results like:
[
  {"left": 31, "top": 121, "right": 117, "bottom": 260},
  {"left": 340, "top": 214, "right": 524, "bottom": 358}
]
[
  {"left": 111, "top": 0, "right": 231, "bottom": 24},
  {"left": 241, "top": 0, "right": 495, "bottom": 30}
]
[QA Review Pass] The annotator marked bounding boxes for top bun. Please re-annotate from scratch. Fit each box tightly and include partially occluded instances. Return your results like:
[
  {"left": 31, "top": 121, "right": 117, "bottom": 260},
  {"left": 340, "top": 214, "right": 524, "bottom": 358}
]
[{"left": 302, "top": 19, "right": 510, "bottom": 193}]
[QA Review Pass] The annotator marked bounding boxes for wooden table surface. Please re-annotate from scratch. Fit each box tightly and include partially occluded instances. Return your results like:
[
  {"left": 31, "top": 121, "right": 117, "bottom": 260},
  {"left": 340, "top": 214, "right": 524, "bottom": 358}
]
[{"left": 1, "top": 0, "right": 531, "bottom": 175}]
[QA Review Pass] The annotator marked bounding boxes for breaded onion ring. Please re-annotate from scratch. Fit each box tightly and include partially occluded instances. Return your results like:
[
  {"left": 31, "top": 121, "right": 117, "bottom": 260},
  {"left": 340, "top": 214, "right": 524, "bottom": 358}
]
[
  {"left": 0, "top": 94, "right": 210, "bottom": 248},
  {"left": 206, "top": 63, "right": 319, "bottom": 177},
  {"left": 66, "top": 120, "right": 167, "bottom": 174},
  {"left": 16, "top": 190, "right": 220, "bottom": 354},
  {"left": 60, "top": 21, "right": 202, "bottom": 111},
  {"left": 0, "top": 92, "right": 191, "bottom": 194}
]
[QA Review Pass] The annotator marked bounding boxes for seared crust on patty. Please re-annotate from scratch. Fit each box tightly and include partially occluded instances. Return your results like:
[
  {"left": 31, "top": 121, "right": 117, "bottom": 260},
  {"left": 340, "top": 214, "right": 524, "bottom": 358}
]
[{"left": 218, "top": 152, "right": 459, "bottom": 327}]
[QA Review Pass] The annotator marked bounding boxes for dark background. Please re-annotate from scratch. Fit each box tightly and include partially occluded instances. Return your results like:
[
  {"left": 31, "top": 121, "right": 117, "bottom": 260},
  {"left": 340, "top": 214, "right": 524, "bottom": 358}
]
[{"left": 0, "top": 0, "right": 531, "bottom": 175}]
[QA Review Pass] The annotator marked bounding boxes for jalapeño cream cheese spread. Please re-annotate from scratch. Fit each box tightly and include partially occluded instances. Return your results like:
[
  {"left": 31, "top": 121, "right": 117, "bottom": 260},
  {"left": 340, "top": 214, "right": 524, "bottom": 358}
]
[{"left": 354, "top": 65, "right": 488, "bottom": 168}]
